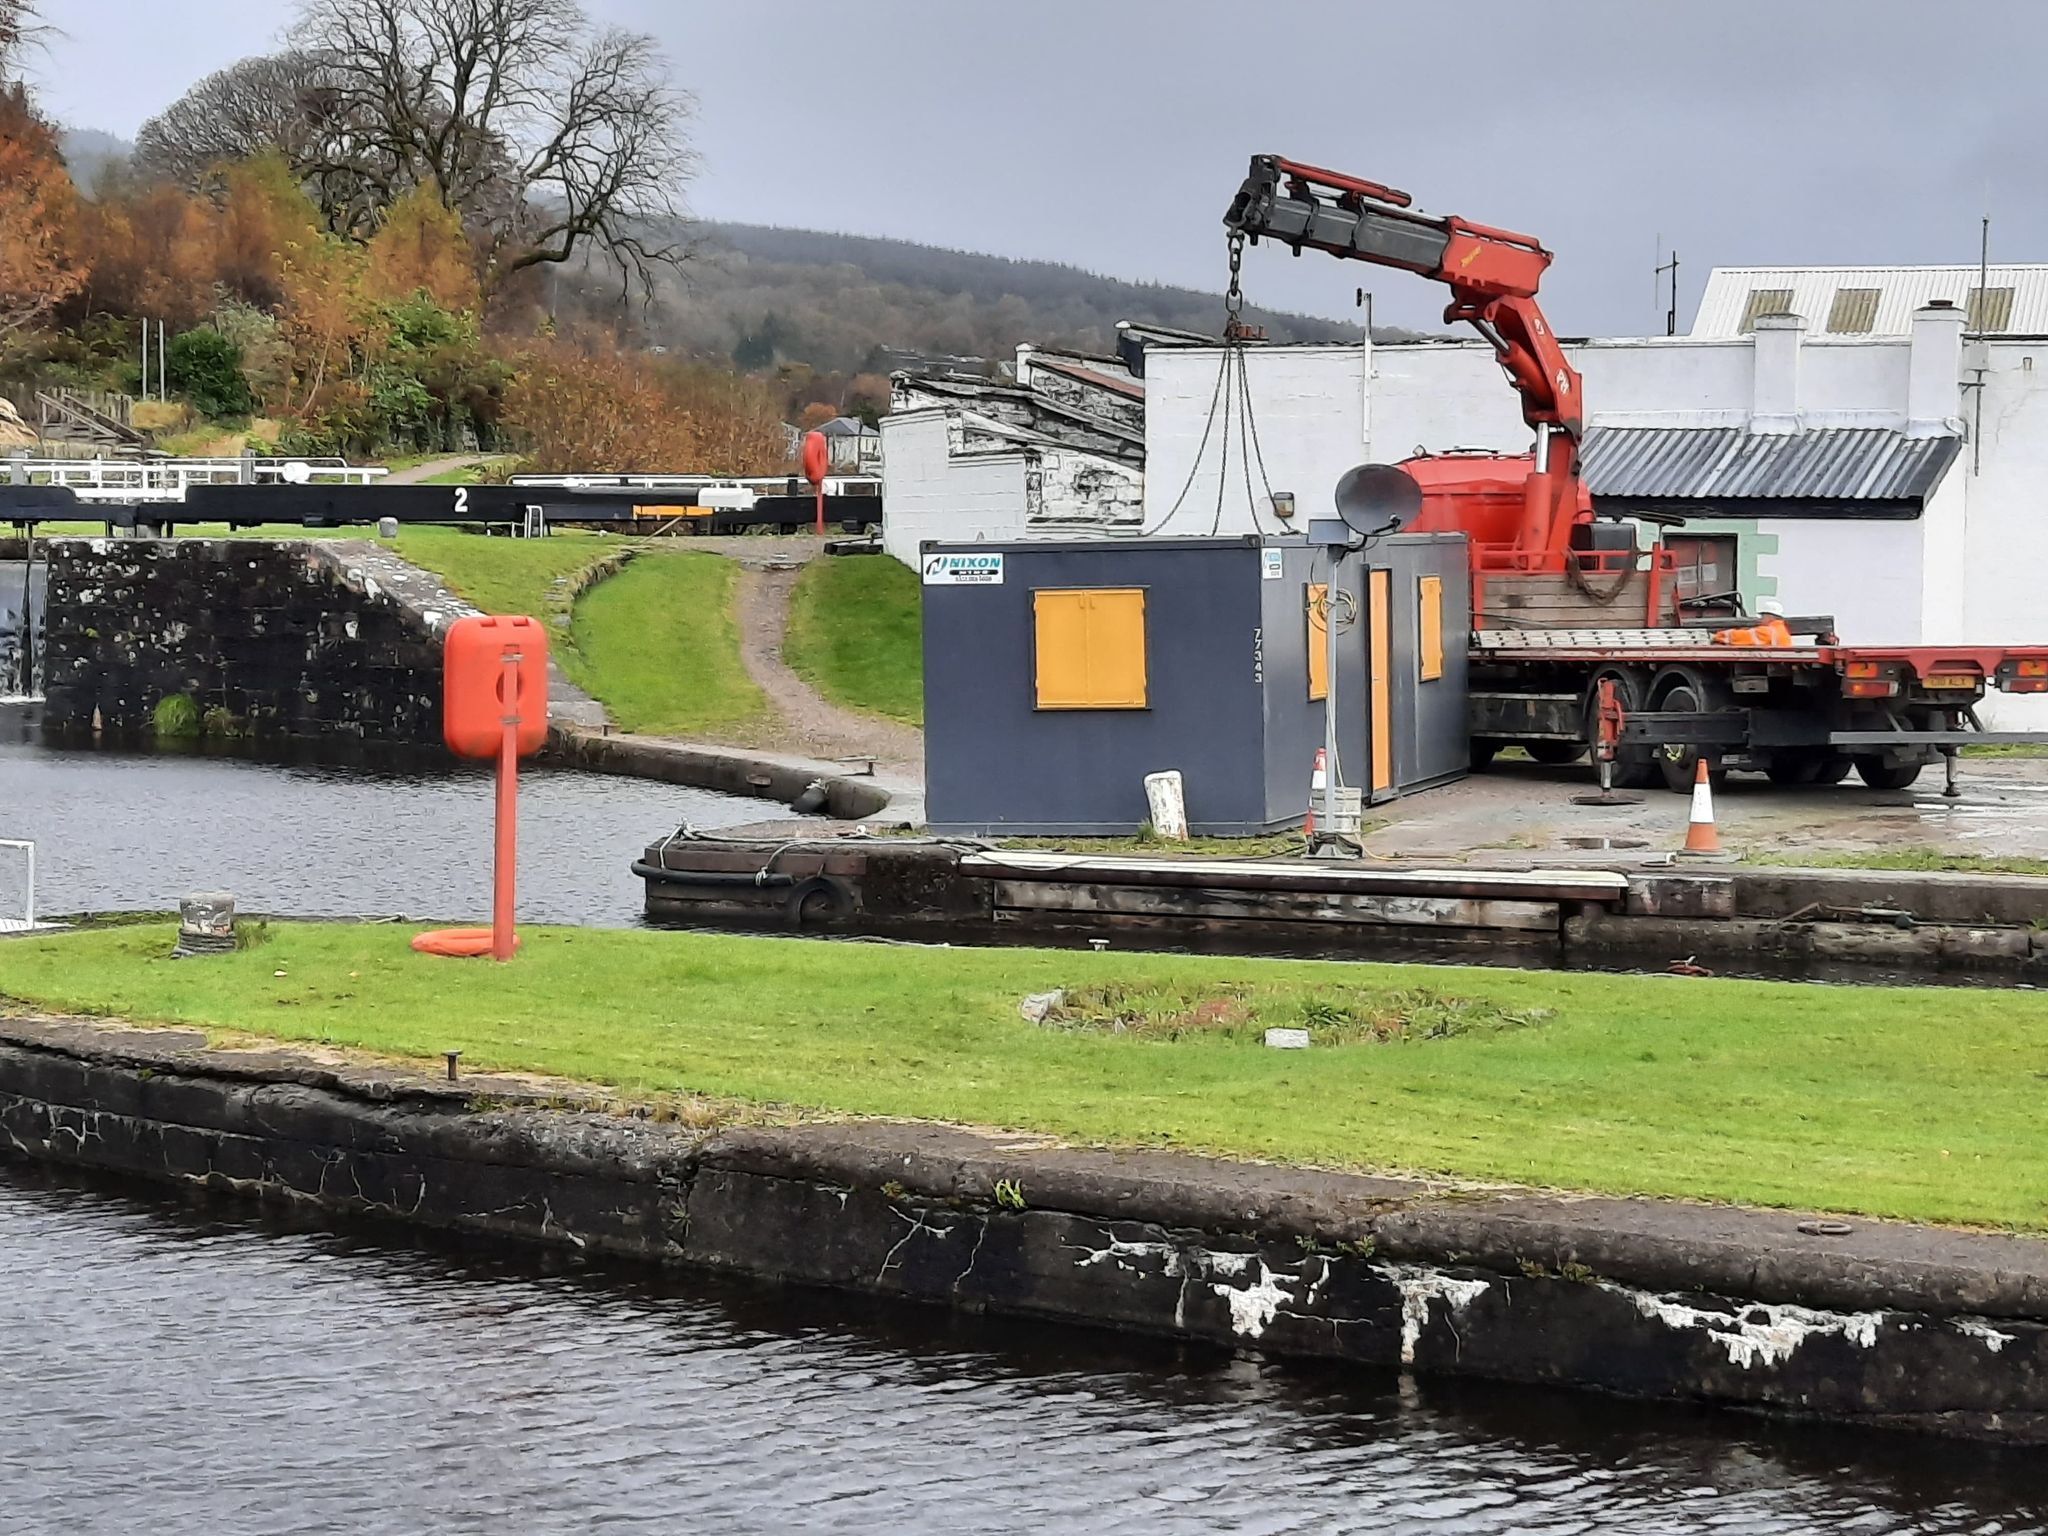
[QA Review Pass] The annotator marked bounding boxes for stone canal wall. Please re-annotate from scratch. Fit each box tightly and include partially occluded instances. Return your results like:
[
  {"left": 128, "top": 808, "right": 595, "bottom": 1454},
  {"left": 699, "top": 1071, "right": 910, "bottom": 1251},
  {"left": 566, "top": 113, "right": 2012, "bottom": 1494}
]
[
  {"left": 39, "top": 538, "right": 470, "bottom": 744},
  {"left": 637, "top": 836, "right": 2048, "bottom": 982},
  {"left": 2, "top": 1014, "right": 2043, "bottom": 1441}
]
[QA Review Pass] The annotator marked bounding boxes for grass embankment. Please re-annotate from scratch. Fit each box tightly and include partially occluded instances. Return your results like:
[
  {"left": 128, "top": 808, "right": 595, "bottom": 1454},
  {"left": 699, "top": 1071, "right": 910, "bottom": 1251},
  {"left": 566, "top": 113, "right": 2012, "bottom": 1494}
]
[
  {"left": 784, "top": 554, "right": 923, "bottom": 725},
  {"left": 1741, "top": 846, "right": 2048, "bottom": 878},
  {"left": 395, "top": 531, "right": 762, "bottom": 737},
  {"left": 6, "top": 922, "right": 2047, "bottom": 1230},
  {"left": 568, "top": 554, "right": 763, "bottom": 737}
]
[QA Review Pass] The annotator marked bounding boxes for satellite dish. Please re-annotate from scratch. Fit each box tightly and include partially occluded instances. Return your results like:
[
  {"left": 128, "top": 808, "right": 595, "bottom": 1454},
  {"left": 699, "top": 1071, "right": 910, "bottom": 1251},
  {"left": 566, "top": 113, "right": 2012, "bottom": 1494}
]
[{"left": 1332, "top": 462, "right": 1422, "bottom": 536}]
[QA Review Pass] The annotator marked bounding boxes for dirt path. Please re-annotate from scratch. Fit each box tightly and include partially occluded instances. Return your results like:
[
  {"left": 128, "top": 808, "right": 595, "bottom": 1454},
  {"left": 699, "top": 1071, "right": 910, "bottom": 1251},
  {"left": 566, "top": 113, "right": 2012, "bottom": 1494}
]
[
  {"left": 734, "top": 561, "right": 924, "bottom": 776},
  {"left": 383, "top": 454, "right": 489, "bottom": 485}
]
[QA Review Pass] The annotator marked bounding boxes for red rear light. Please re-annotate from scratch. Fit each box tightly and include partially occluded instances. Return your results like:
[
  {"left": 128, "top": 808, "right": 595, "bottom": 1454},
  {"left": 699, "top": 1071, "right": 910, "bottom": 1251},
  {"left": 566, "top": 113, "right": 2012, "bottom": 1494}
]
[{"left": 1844, "top": 679, "right": 1899, "bottom": 698}]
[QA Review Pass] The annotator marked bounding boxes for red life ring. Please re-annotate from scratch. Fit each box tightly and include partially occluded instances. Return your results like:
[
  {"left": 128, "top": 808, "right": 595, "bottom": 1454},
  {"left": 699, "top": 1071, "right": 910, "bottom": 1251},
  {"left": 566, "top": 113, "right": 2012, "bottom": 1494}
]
[{"left": 410, "top": 927, "right": 519, "bottom": 958}]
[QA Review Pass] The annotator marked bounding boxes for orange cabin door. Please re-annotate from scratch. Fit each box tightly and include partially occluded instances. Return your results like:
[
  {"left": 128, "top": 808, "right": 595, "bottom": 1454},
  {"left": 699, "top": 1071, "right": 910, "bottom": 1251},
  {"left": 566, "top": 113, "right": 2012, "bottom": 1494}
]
[{"left": 1368, "top": 568, "right": 1393, "bottom": 794}]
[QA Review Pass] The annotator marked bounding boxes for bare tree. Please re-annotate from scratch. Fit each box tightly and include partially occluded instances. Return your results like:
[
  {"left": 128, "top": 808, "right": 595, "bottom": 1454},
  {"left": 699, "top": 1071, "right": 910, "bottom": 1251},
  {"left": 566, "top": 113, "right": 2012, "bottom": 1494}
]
[
  {"left": 288, "top": 0, "right": 694, "bottom": 295},
  {"left": 133, "top": 53, "right": 392, "bottom": 224},
  {"left": 0, "top": 0, "right": 43, "bottom": 78}
]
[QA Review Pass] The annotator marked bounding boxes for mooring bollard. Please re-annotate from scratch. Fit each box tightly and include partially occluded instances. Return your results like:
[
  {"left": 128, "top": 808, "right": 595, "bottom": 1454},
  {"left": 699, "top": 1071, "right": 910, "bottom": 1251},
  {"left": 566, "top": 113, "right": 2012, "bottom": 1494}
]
[{"left": 173, "top": 892, "right": 236, "bottom": 957}]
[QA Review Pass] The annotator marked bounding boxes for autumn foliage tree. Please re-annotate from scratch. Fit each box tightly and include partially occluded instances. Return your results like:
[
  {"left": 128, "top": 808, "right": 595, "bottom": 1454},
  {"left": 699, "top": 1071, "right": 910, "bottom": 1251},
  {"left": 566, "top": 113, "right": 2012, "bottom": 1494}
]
[
  {"left": 0, "top": 84, "right": 83, "bottom": 342},
  {"left": 364, "top": 184, "right": 481, "bottom": 312},
  {"left": 502, "top": 343, "right": 791, "bottom": 475}
]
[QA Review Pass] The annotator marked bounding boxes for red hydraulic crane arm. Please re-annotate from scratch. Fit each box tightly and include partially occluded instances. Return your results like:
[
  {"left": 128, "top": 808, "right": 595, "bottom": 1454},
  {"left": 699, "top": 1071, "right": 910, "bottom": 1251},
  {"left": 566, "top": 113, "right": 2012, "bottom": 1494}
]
[
  {"left": 1223, "top": 155, "right": 1584, "bottom": 439},
  {"left": 1223, "top": 154, "right": 1587, "bottom": 564}
]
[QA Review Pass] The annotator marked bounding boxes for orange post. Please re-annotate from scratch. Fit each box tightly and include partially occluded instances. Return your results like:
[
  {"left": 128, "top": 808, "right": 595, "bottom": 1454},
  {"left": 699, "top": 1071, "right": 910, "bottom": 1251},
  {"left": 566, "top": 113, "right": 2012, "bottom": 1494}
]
[
  {"left": 802, "top": 428, "right": 829, "bottom": 538},
  {"left": 414, "top": 615, "right": 548, "bottom": 961},
  {"left": 492, "top": 647, "right": 521, "bottom": 961}
]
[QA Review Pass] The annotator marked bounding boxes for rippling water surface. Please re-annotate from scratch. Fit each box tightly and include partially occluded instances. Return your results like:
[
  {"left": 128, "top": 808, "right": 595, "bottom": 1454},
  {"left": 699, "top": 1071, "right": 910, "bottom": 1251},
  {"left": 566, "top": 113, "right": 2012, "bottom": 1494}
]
[
  {"left": 0, "top": 705, "right": 787, "bottom": 926},
  {"left": 4, "top": 1168, "right": 2044, "bottom": 1536}
]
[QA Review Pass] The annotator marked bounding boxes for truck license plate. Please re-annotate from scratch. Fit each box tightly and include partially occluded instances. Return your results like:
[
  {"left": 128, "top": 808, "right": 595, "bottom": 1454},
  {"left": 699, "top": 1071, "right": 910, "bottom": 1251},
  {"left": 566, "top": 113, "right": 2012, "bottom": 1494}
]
[{"left": 1922, "top": 673, "right": 1979, "bottom": 690}]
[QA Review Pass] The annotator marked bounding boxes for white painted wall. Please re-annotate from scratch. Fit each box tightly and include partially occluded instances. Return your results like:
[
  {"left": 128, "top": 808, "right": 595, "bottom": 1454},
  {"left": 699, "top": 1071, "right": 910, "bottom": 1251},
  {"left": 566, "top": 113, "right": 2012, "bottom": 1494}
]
[
  {"left": 1143, "top": 345, "right": 1370, "bottom": 533},
  {"left": 1362, "top": 331, "right": 1957, "bottom": 652},
  {"left": 879, "top": 410, "right": 1029, "bottom": 565},
  {"left": 878, "top": 408, "right": 1148, "bottom": 567}
]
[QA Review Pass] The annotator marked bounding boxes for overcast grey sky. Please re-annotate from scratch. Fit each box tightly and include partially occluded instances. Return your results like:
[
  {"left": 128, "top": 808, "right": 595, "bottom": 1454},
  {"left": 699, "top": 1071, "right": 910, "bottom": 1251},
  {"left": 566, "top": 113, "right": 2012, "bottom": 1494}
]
[{"left": 31, "top": 0, "right": 2048, "bottom": 335}]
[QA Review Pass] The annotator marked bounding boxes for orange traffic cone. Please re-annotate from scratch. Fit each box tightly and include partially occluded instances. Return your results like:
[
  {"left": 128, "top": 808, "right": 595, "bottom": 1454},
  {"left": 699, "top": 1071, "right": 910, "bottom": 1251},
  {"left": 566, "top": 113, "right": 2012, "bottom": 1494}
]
[
  {"left": 1675, "top": 756, "right": 1729, "bottom": 860},
  {"left": 1304, "top": 747, "right": 1327, "bottom": 837}
]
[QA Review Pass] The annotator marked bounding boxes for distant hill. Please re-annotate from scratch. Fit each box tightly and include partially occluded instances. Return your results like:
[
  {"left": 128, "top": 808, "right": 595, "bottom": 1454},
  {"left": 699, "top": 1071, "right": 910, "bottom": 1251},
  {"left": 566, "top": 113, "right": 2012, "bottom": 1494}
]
[
  {"left": 651, "top": 222, "right": 1398, "bottom": 375},
  {"left": 59, "top": 128, "right": 132, "bottom": 193}
]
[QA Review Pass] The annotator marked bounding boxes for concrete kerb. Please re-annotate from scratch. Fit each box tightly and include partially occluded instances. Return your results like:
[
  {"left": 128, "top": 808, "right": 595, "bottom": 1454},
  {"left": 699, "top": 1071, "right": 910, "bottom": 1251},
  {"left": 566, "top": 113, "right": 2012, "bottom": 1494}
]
[{"left": 4, "top": 1013, "right": 2048, "bottom": 1440}]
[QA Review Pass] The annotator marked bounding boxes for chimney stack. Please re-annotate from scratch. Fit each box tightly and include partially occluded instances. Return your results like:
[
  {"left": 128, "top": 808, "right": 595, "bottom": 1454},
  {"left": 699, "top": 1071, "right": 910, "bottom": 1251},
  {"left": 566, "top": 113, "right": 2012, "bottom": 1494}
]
[
  {"left": 1749, "top": 312, "right": 1803, "bottom": 434},
  {"left": 1907, "top": 300, "right": 1966, "bottom": 437}
]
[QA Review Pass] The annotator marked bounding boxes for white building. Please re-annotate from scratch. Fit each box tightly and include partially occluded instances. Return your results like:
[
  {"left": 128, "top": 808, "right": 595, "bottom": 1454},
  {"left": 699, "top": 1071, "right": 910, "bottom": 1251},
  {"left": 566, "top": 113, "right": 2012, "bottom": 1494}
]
[{"left": 878, "top": 346, "right": 1146, "bottom": 565}]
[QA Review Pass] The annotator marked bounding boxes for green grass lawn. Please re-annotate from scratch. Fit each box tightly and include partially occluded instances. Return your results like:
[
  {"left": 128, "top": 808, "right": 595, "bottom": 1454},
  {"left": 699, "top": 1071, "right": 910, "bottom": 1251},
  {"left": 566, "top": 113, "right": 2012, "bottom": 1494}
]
[
  {"left": 392, "top": 533, "right": 762, "bottom": 737},
  {"left": 784, "top": 554, "right": 923, "bottom": 725},
  {"left": 6, "top": 922, "right": 2047, "bottom": 1230},
  {"left": 567, "top": 553, "right": 763, "bottom": 737},
  {"left": 389, "top": 526, "right": 609, "bottom": 617}
]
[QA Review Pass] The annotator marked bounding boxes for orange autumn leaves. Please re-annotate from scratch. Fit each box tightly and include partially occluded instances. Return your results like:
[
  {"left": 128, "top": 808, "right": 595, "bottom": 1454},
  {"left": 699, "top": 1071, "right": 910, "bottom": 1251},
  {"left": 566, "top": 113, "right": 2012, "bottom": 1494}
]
[{"left": 0, "top": 84, "right": 83, "bottom": 338}]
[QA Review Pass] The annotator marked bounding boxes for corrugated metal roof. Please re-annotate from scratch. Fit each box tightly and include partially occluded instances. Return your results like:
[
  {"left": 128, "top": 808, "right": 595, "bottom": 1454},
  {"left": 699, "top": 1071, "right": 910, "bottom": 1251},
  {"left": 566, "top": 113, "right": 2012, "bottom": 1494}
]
[
  {"left": 1691, "top": 264, "right": 2048, "bottom": 337},
  {"left": 1580, "top": 425, "right": 1961, "bottom": 503}
]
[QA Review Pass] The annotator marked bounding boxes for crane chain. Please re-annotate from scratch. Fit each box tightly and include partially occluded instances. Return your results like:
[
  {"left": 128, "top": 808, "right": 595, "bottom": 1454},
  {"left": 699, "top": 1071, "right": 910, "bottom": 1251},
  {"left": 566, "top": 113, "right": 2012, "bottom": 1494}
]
[{"left": 1225, "top": 232, "right": 1245, "bottom": 328}]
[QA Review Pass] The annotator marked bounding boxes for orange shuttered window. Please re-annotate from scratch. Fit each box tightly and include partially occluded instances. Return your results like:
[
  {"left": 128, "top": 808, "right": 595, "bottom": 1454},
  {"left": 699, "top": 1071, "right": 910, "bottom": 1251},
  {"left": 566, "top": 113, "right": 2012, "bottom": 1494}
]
[
  {"left": 1306, "top": 583, "right": 1329, "bottom": 700},
  {"left": 1033, "top": 588, "right": 1149, "bottom": 709},
  {"left": 1418, "top": 575, "right": 1444, "bottom": 681}
]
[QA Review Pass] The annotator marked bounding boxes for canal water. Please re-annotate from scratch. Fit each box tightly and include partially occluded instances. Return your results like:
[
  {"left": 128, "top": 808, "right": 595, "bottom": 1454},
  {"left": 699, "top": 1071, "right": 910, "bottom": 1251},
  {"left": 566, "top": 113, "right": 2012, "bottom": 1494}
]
[
  {"left": 6, "top": 702, "right": 2047, "bottom": 1527},
  {"left": 5, "top": 1165, "right": 2045, "bottom": 1535},
  {"left": 0, "top": 704, "right": 787, "bottom": 925}
]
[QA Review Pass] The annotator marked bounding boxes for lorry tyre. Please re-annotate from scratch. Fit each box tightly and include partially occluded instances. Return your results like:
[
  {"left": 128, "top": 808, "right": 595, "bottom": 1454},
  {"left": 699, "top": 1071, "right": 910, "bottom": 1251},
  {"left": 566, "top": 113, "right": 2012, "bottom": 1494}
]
[
  {"left": 1816, "top": 754, "right": 1853, "bottom": 784},
  {"left": 1649, "top": 666, "right": 1730, "bottom": 795},
  {"left": 1764, "top": 751, "right": 1824, "bottom": 786},
  {"left": 1853, "top": 756, "right": 1923, "bottom": 791},
  {"left": 1580, "top": 667, "right": 1656, "bottom": 788},
  {"left": 1527, "top": 740, "right": 1588, "bottom": 765}
]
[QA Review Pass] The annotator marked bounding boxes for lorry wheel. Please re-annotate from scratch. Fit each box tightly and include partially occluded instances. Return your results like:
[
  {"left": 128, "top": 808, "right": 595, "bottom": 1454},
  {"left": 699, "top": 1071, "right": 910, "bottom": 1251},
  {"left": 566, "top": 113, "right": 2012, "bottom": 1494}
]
[
  {"left": 1649, "top": 670, "right": 1729, "bottom": 795},
  {"left": 1526, "top": 740, "right": 1588, "bottom": 765},
  {"left": 1853, "top": 756, "right": 1924, "bottom": 791},
  {"left": 1764, "top": 751, "right": 1824, "bottom": 786},
  {"left": 1816, "top": 754, "right": 1853, "bottom": 784}
]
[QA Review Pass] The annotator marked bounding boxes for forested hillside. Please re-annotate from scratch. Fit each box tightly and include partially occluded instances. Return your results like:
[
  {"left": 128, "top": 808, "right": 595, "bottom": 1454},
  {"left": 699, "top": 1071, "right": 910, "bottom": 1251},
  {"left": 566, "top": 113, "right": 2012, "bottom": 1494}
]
[{"left": 650, "top": 222, "right": 1385, "bottom": 374}]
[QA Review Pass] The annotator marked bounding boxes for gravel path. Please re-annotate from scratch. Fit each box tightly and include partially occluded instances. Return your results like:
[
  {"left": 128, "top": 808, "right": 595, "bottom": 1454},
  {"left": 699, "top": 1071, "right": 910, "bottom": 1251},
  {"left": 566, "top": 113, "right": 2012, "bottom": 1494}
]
[
  {"left": 734, "top": 561, "right": 924, "bottom": 776},
  {"left": 383, "top": 454, "right": 490, "bottom": 485}
]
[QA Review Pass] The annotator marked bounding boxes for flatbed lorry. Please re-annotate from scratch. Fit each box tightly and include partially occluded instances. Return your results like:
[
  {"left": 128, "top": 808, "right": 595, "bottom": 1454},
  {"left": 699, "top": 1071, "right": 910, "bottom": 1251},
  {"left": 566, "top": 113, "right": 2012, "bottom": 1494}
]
[{"left": 1224, "top": 154, "right": 2048, "bottom": 792}]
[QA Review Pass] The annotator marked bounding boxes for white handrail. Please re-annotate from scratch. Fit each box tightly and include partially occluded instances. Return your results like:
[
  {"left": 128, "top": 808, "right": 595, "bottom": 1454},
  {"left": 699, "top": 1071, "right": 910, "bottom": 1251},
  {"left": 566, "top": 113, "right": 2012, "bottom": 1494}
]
[
  {"left": 4, "top": 457, "right": 390, "bottom": 503},
  {"left": 0, "top": 839, "right": 34, "bottom": 932}
]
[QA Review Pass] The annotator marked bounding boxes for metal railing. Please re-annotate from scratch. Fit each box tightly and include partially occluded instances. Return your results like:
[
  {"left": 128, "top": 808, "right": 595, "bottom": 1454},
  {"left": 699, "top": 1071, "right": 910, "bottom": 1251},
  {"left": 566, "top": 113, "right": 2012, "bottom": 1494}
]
[
  {"left": 0, "top": 839, "right": 35, "bottom": 934},
  {"left": 3, "top": 456, "right": 389, "bottom": 503}
]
